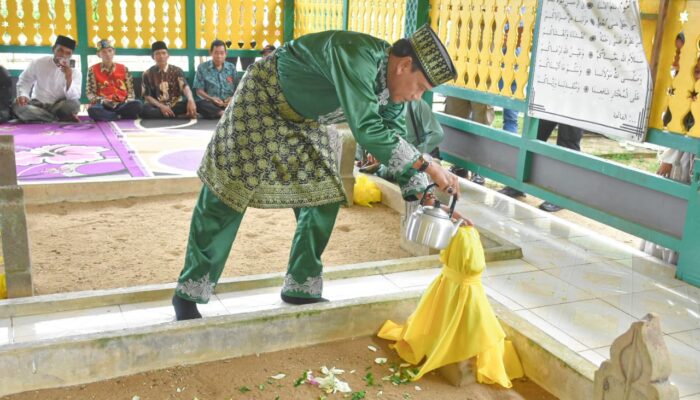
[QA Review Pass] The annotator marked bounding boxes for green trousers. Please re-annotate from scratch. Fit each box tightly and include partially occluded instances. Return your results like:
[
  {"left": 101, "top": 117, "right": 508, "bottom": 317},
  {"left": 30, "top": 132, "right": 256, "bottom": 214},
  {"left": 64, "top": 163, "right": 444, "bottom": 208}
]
[{"left": 175, "top": 185, "right": 341, "bottom": 303}]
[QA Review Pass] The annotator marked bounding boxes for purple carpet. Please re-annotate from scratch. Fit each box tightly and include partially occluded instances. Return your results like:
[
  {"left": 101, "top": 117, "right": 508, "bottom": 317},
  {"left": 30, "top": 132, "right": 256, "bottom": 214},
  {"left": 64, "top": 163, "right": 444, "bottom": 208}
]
[{"left": 1, "top": 120, "right": 149, "bottom": 182}]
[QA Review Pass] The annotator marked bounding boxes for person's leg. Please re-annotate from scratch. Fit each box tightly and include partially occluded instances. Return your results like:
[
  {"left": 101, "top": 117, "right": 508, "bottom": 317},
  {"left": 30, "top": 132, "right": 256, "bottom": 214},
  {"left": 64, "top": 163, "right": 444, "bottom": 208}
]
[
  {"left": 51, "top": 99, "right": 80, "bottom": 122},
  {"left": 503, "top": 109, "right": 519, "bottom": 134},
  {"left": 281, "top": 201, "right": 342, "bottom": 304},
  {"left": 140, "top": 103, "right": 165, "bottom": 119},
  {"left": 173, "top": 185, "right": 246, "bottom": 319},
  {"left": 469, "top": 102, "right": 495, "bottom": 126},
  {"left": 12, "top": 99, "right": 56, "bottom": 122},
  {"left": 555, "top": 123, "right": 583, "bottom": 151},
  {"left": 196, "top": 99, "right": 223, "bottom": 119},
  {"left": 172, "top": 100, "right": 189, "bottom": 118},
  {"left": 115, "top": 100, "right": 144, "bottom": 120},
  {"left": 536, "top": 119, "right": 557, "bottom": 142},
  {"left": 88, "top": 103, "right": 119, "bottom": 121}
]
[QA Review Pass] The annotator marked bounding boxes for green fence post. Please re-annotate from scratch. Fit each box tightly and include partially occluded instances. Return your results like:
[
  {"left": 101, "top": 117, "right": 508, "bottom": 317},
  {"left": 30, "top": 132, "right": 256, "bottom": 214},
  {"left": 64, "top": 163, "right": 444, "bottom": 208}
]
[
  {"left": 676, "top": 160, "right": 700, "bottom": 286},
  {"left": 342, "top": 0, "right": 349, "bottom": 31},
  {"left": 74, "top": 0, "right": 89, "bottom": 104},
  {"left": 185, "top": 0, "right": 197, "bottom": 77},
  {"left": 284, "top": 0, "right": 295, "bottom": 42},
  {"left": 515, "top": 0, "right": 544, "bottom": 184}
]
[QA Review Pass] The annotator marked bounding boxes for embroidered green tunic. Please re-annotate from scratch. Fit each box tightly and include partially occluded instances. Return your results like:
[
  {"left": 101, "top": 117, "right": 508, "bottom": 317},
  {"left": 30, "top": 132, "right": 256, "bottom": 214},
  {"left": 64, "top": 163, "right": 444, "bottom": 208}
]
[{"left": 198, "top": 31, "right": 426, "bottom": 212}]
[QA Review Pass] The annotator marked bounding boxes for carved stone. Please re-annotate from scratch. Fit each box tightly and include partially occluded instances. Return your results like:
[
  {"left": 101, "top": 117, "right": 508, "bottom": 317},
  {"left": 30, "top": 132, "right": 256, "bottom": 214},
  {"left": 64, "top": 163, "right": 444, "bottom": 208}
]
[
  {"left": 439, "top": 358, "right": 477, "bottom": 387},
  {"left": 0, "top": 135, "right": 34, "bottom": 297},
  {"left": 335, "top": 125, "right": 356, "bottom": 207},
  {"left": 594, "top": 313, "right": 679, "bottom": 400}
]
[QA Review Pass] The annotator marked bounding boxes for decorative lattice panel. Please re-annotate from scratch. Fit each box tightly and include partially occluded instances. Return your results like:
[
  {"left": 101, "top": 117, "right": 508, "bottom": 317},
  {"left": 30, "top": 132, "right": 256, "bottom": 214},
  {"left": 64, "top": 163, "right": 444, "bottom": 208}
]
[
  {"left": 294, "top": 0, "right": 342, "bottom": 38},
  {"left": 197, "top": 0, "right": 284, "bottom": 50},
  {"left": 429, "top": 0, "right": 536, "bottom": 99},
  {"left": 649, "top": 0, "right": 700, "bottom": 137},
  {"left": 404, "top": 0, "right": 417, "bottom": 36},
  {"left": 0, "top": 0, "right": 77, "bottom": 46},
  {"left": 348, "top": 0, "right": 406, "bottom": 44},
  {"left": 87, "top": 0, "right": 185, "bottom": 49}
]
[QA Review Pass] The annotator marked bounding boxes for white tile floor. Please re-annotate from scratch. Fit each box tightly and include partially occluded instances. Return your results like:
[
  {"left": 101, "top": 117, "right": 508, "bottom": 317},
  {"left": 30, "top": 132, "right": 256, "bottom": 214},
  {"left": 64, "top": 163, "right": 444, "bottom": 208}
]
[{"left": 1, "top": 180, "right": 699, "bottom": 397}]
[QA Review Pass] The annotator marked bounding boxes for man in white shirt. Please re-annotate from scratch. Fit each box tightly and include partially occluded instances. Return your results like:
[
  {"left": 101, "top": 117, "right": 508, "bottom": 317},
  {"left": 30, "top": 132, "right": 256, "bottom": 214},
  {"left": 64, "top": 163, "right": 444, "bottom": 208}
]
[{"left": 12, "top": 35, "right": 81, "bottom": 122}]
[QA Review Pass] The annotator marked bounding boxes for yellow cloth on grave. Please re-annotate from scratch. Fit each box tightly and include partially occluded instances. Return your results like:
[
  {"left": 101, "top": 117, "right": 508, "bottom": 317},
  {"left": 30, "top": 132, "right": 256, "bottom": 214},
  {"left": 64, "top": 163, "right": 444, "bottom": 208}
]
[{"left": 378, "top": 226, "right": 523, "bottom": 387}]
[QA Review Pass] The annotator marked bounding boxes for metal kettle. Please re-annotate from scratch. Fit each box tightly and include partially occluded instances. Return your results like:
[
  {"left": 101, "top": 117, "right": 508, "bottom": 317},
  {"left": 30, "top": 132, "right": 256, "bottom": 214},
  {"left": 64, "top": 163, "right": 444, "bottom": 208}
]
[{"left": 404, "top": 183, "right": 463, "bottom": 250}]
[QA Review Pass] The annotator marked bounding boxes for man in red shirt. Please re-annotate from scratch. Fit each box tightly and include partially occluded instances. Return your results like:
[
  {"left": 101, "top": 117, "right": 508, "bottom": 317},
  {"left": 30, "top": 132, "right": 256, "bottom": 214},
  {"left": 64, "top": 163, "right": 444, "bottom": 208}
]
[{"left": 86, "top": 39, "right": 143, "bottom": 121}]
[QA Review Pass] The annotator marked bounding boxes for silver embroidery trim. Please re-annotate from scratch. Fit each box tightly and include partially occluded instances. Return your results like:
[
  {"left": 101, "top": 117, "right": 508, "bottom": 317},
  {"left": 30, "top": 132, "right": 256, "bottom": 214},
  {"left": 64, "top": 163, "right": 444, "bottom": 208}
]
[
  {"left": 282, "top": 274, "right": 323, "bottom": 297},
  {"left": 401, "top": 172, "right": 429, "bottom": 197},
  {"left": 318, "top": 107, "right": 346, "bottom": 125},
  {"left": 387, "top": 137, "right": 420, "bottom": 175},
  {"left": 176, "top": 273, "right": 215, "bottom": 302}
]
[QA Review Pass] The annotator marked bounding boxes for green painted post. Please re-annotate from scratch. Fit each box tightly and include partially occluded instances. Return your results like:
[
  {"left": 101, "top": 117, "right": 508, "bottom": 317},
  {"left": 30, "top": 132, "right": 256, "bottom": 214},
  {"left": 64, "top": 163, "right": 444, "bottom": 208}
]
[
  {"left": 284, "top": 0, "right": 295, "bottom": 42},
  {"left": 676, "top": 160, "right": 700, "bottom": 286},
  {"left": 342, "top": 0, "right": 349, "bottom": 31},
  {"left": 516, "top": 0, "right": 544, "bottom": 183},
  {"left": 185, "top": 0, "right": 197, "bottom": 79},
  {"left": 74, "top": 0, "right": 90, "bottom": 104}
]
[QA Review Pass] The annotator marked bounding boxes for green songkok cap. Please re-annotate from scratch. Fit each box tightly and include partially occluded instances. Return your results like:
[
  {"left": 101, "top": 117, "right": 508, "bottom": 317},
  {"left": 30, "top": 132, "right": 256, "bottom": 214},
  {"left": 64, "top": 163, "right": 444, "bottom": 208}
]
[{"left": 408, "top": 24, "right": 457, "bottom": 87}]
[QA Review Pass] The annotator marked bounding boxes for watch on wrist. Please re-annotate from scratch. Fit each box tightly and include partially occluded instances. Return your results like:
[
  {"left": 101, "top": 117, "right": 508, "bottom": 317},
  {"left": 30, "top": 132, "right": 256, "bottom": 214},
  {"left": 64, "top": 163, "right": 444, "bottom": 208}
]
[{"left": 417, "top": 153, "right": 433, "bottom": 172}]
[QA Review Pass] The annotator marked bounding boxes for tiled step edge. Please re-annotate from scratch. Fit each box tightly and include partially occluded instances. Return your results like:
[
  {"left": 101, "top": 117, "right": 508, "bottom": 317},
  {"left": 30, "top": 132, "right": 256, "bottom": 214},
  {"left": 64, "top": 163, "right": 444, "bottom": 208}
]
[
  {"left": 0, "top": 290, "right": 596, "bottom": 399},
  {"left": 0, "top": 256, "right": 440, "bottom": 319}
]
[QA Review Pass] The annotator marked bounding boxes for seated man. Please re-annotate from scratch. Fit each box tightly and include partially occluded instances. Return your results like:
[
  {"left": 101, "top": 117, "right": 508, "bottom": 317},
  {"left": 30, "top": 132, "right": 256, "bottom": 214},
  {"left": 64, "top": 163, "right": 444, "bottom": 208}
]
[
  {"left": 140, "top": 41, "right": 197, "bottom": 119},
  {"left": 86, "top": 39, "right": 143, "bottom": 121},
  {"left": 0, "top": 64, "right": 12, "bottom": 122},
  {"left": 193, "top": 40, "right": 237, "bottom": 119},
  {"left": 360, "top": 99, "right": 444, "bottom": 181},
  {"left": 12, "top": 35, "right": 81, "bottom": 123}
]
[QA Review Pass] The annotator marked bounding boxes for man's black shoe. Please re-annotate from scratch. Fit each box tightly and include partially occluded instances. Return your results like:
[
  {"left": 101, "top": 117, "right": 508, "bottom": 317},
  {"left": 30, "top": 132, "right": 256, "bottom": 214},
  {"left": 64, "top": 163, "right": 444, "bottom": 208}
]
[
  {"left": 499, "top": 186, "right": 525, "bottom": 198},
  {"left": 539, "top": 201, "right": 563, "bottom": 212},
  {"left": 470, "top": 174, "right": 485, "bottom": 185},
  {"left": 449, "top": 166, "right": 468, "bottom": 178},
  {"left": 281, "top": 294, "right": 329, "bottom": 305},
  {"left": 172, "top": 294, "right": 202, "bottom": 321}
]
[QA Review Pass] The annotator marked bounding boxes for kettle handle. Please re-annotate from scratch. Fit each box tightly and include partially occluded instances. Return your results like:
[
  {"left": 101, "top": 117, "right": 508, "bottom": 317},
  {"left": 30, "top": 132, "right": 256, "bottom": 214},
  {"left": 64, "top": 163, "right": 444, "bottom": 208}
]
[
  {"left": 419, "top": 183, "right": 459, "bottom": 219},
  {"left": 419, "top": 183, "right": 438, "bottom": 206}
]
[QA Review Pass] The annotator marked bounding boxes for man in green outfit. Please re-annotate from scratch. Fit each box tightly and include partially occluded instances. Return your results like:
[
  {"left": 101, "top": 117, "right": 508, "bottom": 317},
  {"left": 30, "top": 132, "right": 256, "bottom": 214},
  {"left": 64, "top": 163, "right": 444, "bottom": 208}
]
[{"left": 172, "top": 25, "right": 461, "bottom": 320}]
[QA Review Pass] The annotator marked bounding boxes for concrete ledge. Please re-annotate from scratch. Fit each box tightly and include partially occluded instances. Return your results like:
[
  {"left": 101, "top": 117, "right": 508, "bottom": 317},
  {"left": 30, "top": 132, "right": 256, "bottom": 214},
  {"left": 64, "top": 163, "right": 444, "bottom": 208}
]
[
  {"left": 0, "top": 289, "right": 597, "bottom": 399},
  {"left": 0, "top": 291, "right": 422, "bottom": 397},
  {"left": 0, "top": 256, "right": 440, "bottom": 319},
  {"left": 493, "top": 301, "right": 595, "bottom": 400},
  {"left": 22, "top": 176, "right": 202, "bottom": 205}
]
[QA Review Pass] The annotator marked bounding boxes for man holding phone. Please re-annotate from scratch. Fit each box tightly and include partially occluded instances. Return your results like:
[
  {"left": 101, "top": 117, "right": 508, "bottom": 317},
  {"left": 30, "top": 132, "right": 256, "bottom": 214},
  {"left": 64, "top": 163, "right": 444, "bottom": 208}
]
[{"left": 13, "top": 35, "right": 82, "bottom": 123}]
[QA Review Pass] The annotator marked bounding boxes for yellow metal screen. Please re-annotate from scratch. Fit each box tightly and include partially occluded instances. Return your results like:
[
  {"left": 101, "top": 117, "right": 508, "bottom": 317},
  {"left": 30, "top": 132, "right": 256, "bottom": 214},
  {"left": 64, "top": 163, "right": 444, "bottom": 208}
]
[
  {"left": 429, "top": 0, "right": 537, "bottom": 100},
  {"left": 649, "top": 0, "right": 700, "bottom": 137},
  {"left": 294, "top": 0, "right": 342, "bottom": 38},
  {"left": 0, "top": 0, "right": 78, "bottom": 46},
  {"left": 196, "top": 0, "right": 284, "bottom": 50},
  {"left": 348, "top": 0, "right": 406, "bottom": 44},
  {"left": 87, "top": 0, "right": 186, "bottom": 49}
]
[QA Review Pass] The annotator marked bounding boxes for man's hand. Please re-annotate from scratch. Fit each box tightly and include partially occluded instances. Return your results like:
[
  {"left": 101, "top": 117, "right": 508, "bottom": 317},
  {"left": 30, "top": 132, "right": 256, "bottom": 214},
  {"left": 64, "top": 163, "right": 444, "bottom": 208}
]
[
  {"left": 187, "top": 99, "right": 197, "bottom": 118},
  {"left": 425, "top": 162, "right": 460, "bottom": 199},
  {"left": 17, "top": 96, "right": 29, "bottom": 106},
  {"left": 657, "top": 162, "right": 672, "bottom": 178},
  {"left": 210, "top": 97, "right": 224, "bottom": 107},
  {"left": 159, "top": 104, "right": 175, "bottom": 117}
]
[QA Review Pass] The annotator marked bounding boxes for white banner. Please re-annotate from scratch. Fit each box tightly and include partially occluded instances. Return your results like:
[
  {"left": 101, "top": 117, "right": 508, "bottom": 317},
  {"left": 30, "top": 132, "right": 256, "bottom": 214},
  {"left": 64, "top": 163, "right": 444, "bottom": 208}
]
[{"left": 528, "top": 0, "right": 652, "bottom": 142}]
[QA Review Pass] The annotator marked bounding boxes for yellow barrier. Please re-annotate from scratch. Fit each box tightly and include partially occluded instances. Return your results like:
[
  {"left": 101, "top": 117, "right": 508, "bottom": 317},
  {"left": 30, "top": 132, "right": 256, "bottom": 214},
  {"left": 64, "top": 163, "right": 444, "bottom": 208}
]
[
  {"left": 428, "top": 0, "right": 537, "bottom": 100},
  {"left": 0, "top": 0, "right": 77, "bottom": 46},
  {"left": 649, "top": 0, "right": 700, "bottom": 137},
  {"left": 348, "top": 0, "right": 406, "bottom": 44},
  {"left": 196, "top": 0, "right": 285, "bottom": 50},
  {"left": 294, "top": 0, "right": 343, "bottom": 38}
]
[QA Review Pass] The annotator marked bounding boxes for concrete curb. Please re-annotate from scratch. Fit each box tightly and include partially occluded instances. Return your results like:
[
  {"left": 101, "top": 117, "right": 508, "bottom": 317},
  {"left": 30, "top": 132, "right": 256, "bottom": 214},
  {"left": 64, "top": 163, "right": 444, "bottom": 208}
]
[{"left": 0, "top": 290, "right": 596, "bottom": 399}]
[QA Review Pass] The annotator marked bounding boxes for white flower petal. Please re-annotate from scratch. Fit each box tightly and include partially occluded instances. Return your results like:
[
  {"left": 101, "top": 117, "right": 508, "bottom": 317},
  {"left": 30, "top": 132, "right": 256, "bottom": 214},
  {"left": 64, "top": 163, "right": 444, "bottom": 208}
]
[
  {"left": 368, "top": 345, "right": 378, "bottom": 352},
  {"left": 375, "top": 357, "right": 388, "bottom": 365},
  {"left": 415, "top": 385, "right": 422, "bottom": 391},
  {"left": 270, "top": 373, "right": 286, "bottom": 380}
]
